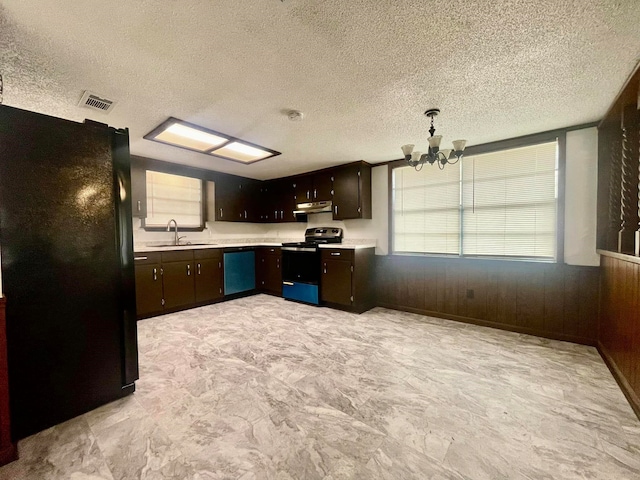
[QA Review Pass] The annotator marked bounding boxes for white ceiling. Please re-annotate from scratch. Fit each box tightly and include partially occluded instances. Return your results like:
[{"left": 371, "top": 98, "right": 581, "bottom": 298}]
[{"left": 1, "top": 1, "right": 639, "bottom": 180}]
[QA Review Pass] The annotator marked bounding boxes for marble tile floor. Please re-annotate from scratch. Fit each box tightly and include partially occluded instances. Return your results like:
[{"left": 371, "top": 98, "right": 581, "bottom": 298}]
[{"left": 1, "top": 294, "right": 639, "bottom": 479}]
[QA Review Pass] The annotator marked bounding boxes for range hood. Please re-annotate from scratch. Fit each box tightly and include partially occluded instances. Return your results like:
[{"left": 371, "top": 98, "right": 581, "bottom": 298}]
[{"left": 293, "top": 201, "right": 332, "bottom": 214}]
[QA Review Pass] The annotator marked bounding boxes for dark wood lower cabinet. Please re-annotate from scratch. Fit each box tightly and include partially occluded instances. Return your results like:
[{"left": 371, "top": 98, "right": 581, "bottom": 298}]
[
  {"left": 256, "top": 247, "right": 282, "bottom": 296},
  {"left": 162, "top": 261, "right": 195, "bottom": 309},
  {"left": 194, "top": 249, "right": 224, "bottom": 304},
  {"left": 321, "top": 247, "right": 375, "bottom": 313},
  {"left": 135, "top": 248, "right": 224, "bottom": 319}
]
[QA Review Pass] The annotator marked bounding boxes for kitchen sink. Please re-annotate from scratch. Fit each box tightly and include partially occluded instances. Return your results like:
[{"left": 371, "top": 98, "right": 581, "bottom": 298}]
[{"left": 153, "top": 243, "right": 217, "bottom": 247}]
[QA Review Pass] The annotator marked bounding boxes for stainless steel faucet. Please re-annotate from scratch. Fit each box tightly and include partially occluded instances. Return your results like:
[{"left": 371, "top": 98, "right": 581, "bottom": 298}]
[{"left": 166, "top": 219, "right": 179, "bottom": 245}]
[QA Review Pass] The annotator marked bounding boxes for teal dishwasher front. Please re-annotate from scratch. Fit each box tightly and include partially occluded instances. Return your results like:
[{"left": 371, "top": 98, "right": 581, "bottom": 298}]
[{"left": 223, "top": 250, "right": 256, "bottom": 295}]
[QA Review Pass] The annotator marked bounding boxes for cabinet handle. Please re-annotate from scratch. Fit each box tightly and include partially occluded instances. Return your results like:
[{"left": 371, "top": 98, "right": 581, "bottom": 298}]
[
  {"left": 274, "top": 210, "right": 278, "bottom": 219},
  {"left": 137, "top": 200, "right": 141, "bottom": 212},
  {"left": 197, "top": 263, "right": 201, "bottom": 275},
  {"left": 307, "top": 190, "right": 310, "bottom": 199},
  {"left": 334, "top": 205, "right": 338, "bottom": 215},
  {"left": 314, "top": 189, "right": 317, "bottom": 199},
  {"left": 323, "top": 263, "right": 327, "bottom": 274},
  {"left": 331, "top": 252, "right": 341, "bottom": 256},
  {"left": 187, "top": 264, "right": 191, "bottom": 276},
  {"left": 161, "top": 298, "right": 165, "bottom": 306},
  {"left": 219, "top": 287, "right": 222, "bottom": 294},
  {"left": 244, "top": 210, "right": 247, "bottom": 219},
  {"left": 160, "top": 268, "right": 164, "bottom": 276},
  {"left": 280, "top": 210, "right": 284, "bottom": 219},
  {"left": 134, "top": 256, "right": 148, "bottom": 261},
  {"left": 283, "top": 281, "right": 294, "bottom": 286},
  {"left": 220, "top": 208, "right": 223, "bottom": 218},
  {"left": 218, "top": 261, "right": 221, "bottom": 268},
  {"left": 153, "top": 268, "right": 157, "bottom": 281}
]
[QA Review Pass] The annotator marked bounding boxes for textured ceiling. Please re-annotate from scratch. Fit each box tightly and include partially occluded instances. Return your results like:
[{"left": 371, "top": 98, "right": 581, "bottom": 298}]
[{"left": 0, "top": 1, "right": 639, "bottom": 180}]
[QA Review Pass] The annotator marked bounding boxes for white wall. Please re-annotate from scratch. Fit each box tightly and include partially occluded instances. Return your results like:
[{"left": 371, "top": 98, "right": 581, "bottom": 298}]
[{"left": 564, "top": 127, "right": 599, "bottom": 266}]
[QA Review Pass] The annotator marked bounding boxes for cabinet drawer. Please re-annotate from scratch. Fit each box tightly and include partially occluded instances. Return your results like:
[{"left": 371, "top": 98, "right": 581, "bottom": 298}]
[
  {"left": 161, "top": 250, "right": 194, "bottom": 263},
  {"left": 321, "top": 249, "right": 354, "bottom": 262},
  {"left": 133, "top": 252, "right": 162, "bottom": 265},
  {"left": 194, "top": 248, "right": 223, "bottom": 260}
]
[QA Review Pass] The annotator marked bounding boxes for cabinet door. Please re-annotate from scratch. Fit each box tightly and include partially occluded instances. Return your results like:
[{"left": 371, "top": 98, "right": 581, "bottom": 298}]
[
  {"left": 135, "top": 264, "right": 163, "bottom": 316},
  {"left": 264, "top": 252, "right": 282, "bottom": 295},
  {"left": 130, "top": 163, "right": 147, "bottom": 218},
  {"left": 312, "top": 171, "right": 333, "bottom": 201},
  {"left": 293, "top": 175, "right": 312, "bottom": 204},
  {"left": 215, "top": 176, "right": 243, "bottom": 221},
  {"left": 195, "top": 258, "right": 223, "bottom": 303},
  {"left": 321, "top": 259, "right": 353, "bottom": 306},
  {"left": 272, "top": 179, "right": 296, "bottom": 222},
  {"left": 162, "top": 261, "right": 195, "bottom": 309},
  {"left": 332, "top": 164, "right": 361, "bottom": 220}
]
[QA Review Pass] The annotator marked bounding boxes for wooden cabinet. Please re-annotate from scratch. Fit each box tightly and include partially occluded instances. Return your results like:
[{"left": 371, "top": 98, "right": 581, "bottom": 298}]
[
  {"left": 321, "top": 247, "right": 375, "bottom": 313},
  {"left": 161, "top": 250, "right": 195, "bottom": 310},
  {"left": 134, "top": 248, "right": 224, "bottom": 319},
  {"left": 194, "top": 249, "right": 224, "bottom": 303},
  {"left": 215, "top": 174, "right": 244, "bottom": 221},
  {"left": 256, "top": 247, "right": 282, "bottom": 295},
  {"left": 263, "top": 178, "right": 296, "bottom": 223},
  {"left": 293, "top": 171, "right": 334, "bottom": 204},
  {"left": 331, "top": 162, "right": 372, "bottom": 220},
  {"left": 134, "top": 252, "right": 163, "bottom": 317},
  {"left": 130, "top": 161, "right": 147, "bottom": 218}
]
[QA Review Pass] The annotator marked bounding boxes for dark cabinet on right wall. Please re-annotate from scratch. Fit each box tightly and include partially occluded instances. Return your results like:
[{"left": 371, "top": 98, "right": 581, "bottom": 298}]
[
  {"left": 320, "top": 247, "right": 375, "bottom": 313},
  {"left": 331, "top": 161, "right": 372, "bottom": 220}
]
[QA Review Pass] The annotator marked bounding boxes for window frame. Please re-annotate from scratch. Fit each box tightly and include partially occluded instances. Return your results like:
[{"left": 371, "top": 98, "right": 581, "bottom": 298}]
[
  {"left": 141, "top": 169, "right": 207, "bottom": 232},
  {"left": 388, "top": 129, "right": 567, "bottom": 263}
]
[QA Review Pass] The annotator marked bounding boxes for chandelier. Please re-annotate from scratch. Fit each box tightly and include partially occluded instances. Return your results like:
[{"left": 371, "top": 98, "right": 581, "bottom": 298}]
[{"left": 401, "top": 108, "right": 467, "bottom": 170}]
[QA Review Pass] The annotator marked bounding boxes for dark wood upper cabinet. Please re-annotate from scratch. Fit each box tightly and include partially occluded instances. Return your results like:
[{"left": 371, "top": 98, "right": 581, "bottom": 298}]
[
  {"left": 293, "top": 171, "right": 334, "bottom": 204},
  {"left": 312, "top": 171, "right": 334, "bottom": 201},
  {"left": 130, "top": 162, "right": 147, "bottom": 218},
  {"left": 268, "top": 178, "right": 296, "bottom": 223},
  {"left": 332, "top": 162, "right": 372, "bottom": 220},
  {"left": 293, "top": 175, "right": 313, "bottom": 204}
]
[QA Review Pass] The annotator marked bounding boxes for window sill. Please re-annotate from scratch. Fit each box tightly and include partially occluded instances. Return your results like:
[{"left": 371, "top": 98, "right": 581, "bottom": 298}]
[{"left": 389, "top": 251, "right": 556, "bottom": 266}]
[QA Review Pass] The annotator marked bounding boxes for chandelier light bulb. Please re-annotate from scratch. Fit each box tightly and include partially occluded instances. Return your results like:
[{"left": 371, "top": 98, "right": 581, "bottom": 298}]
[
  {"left": 401, "top": 144, "right": 415, "bottom": 156},
  {"left": 452, "top": 139, "right": 467, "bottom": 152},
  {"left": 440, "top": 148, "right": 452, "bottom": 159},
  {"left": 428, "top": 135, "right": 442, "bottom": 149}
]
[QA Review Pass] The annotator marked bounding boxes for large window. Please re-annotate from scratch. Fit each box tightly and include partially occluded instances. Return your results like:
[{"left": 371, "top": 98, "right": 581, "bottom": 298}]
[
  {"left": 392, "top": 140, "right": 559, "bottom": 261},
  {"left": 143, "top": 170, "right": 204, "bottom": 229}
]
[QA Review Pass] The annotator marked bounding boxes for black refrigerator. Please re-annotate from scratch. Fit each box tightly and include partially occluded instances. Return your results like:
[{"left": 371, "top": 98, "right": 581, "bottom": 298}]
[{"left": 0, "top": 105, "right": 139, "bottom": 440}]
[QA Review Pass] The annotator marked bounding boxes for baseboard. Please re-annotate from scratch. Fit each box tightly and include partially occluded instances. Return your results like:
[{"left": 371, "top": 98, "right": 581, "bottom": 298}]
[
  {"left": 376, "top": 303, "right": 597, "bottom": 346},
  {"left": 0, "top": 443, "right": 17, "bottom": 467},
  {"left": 597, "top": 342, "right": 640, "bottom": 420}
]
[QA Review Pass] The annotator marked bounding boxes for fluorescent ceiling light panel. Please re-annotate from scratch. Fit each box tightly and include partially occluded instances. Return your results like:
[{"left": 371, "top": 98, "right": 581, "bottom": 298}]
[
  {"left": 210, "top": 141, "right": 273, "bottom": 163},
  {"left": 144, "top": 117, "right": 280, "bottom": 164},
  {"left": 156, "top": 123, "right": 228, "bottom": 151}
]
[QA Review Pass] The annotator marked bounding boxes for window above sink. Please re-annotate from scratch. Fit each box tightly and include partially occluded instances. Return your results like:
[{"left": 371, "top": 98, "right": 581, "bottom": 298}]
[{"left": 142, "top": 170, "right": 205, "bottom": 231}]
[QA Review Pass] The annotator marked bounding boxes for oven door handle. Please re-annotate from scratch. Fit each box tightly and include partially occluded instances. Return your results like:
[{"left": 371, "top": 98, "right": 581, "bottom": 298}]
[{"left": 282, "top": 246, "right": 317, "bottom": 252}]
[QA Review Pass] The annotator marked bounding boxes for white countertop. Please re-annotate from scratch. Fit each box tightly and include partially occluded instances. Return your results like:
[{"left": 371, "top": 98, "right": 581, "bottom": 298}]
[{"left": 134, "top": 242, "right": 375, "bottom": 253}]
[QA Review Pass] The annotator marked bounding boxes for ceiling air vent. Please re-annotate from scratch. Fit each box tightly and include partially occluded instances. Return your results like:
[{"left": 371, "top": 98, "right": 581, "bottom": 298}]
[{"left": 78, "top": 91, "right": 116, "bottom": 113}]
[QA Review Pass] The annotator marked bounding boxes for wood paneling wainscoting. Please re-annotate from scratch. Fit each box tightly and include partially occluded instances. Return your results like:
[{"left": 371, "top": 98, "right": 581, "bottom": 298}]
[
  {"left": 599, "top": 252, "right": 640, "bottom": 418},
  {"left": 375, "top": 255, "right": 600, "bottom": 346}
]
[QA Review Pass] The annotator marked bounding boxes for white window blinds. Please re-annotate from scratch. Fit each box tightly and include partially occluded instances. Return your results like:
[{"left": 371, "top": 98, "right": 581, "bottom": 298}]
[
  {"left": 461, "top": 142, "right": 558, "bottom": 259},
  {"left": 391, "top": 140, "right": 558, "bottom": 260},
  {"left": 392, "top": 164, "right": 460, "bottom": 254},
  {"left": 145, "top": 170, "right": 203, "bottom": 228}
]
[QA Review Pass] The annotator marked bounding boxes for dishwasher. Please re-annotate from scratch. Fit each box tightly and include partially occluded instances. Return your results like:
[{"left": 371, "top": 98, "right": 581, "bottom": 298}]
[{"left": 223, "top": 248, "right": 256, "bottom": 295}]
